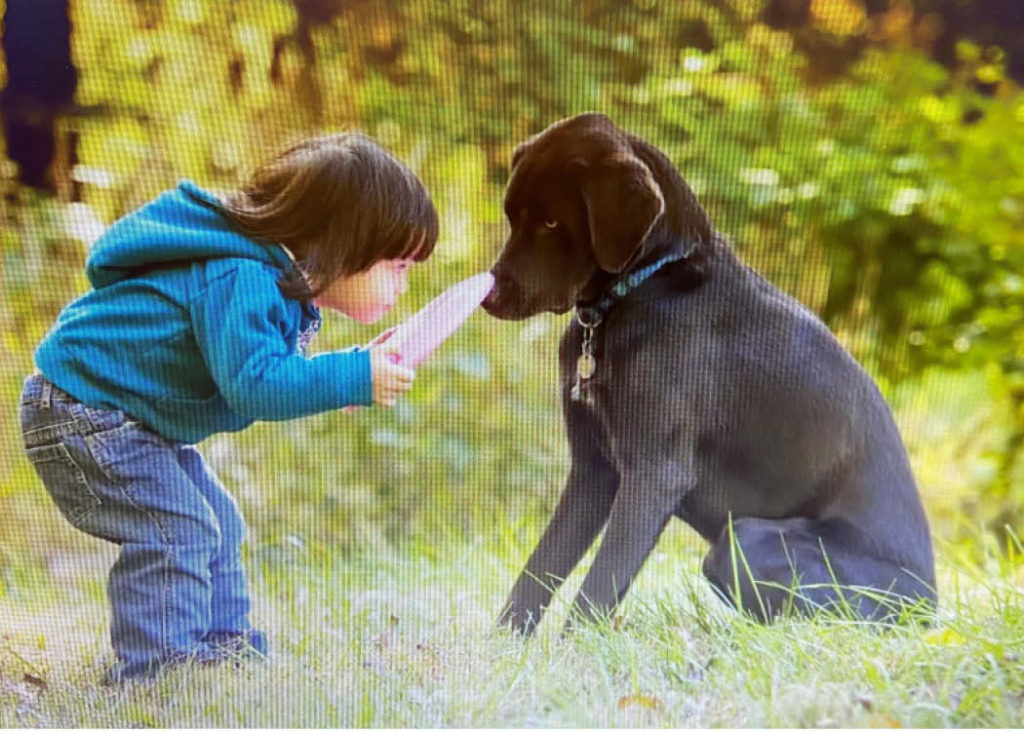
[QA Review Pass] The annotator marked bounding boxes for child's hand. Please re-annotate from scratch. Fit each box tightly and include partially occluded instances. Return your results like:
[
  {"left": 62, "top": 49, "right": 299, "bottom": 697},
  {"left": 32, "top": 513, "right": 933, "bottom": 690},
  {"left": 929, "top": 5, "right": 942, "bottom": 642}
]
[{"left": 369, "top": 342, "right": 415, "bottom": 408}]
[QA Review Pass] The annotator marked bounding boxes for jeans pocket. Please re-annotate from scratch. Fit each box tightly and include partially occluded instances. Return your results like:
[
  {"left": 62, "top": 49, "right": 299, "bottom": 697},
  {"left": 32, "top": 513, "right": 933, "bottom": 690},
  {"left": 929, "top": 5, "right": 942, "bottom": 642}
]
[
  {"left": 26, "top": 442, "right": 102, "bottom": 527},
  {"left": 82, "top": 404, "right": 128, "bottom": 432},
  {"left": 85, "top": 421, "right": 173, "bottom": 486}
]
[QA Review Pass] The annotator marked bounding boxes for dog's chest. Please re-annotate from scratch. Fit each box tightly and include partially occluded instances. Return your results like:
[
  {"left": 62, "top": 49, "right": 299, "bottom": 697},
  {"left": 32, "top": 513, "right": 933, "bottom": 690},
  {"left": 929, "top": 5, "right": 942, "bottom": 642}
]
[
  {"left": 559, "top": 313, "right": 681, "bottom": 436},
  {"left": 560, "top": 303, "right": 697, "bottom": 403}
]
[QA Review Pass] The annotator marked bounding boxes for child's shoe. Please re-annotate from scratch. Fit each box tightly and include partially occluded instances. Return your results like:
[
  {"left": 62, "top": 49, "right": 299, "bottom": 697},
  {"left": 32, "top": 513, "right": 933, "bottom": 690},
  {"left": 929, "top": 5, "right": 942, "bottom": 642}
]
[
  {"left": 202, "top": 629, "right": 269, "bottom": 659},
  {"left": 101, "top": 631, "right": 268, "bottom": 685}
]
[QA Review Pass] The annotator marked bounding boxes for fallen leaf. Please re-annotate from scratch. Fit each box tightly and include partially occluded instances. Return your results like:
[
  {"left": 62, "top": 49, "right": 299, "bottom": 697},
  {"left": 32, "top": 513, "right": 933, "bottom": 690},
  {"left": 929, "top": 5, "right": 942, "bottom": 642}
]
[
  {"left": 618, "top": 693, "right": 665, "bottom": 713},
  {"left": 868, "top": 714, "right": 903, "bottom": 728},
  {"left": 923, "top": 628, "right": 966, "bottom": 646},
  {"left": 22, "top": 674, "right": 47, "bottom": 691}
]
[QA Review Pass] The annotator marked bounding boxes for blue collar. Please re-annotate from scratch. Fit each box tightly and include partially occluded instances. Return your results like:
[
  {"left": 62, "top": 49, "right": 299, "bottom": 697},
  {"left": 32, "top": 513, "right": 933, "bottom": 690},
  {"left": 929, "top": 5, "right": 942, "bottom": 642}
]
[
  {"left": 576, "top": 249, "right": 689, "bottom": 327},
  {"left": 569, "top": 244, "right": 696, "bottom": 403}
]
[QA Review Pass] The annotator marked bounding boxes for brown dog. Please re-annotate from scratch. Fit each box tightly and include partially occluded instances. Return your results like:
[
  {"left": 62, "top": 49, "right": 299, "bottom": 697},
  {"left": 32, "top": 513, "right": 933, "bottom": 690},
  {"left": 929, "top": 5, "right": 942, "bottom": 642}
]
[{"left": 483, "top": 113, "right": 936, "bottom": 632}]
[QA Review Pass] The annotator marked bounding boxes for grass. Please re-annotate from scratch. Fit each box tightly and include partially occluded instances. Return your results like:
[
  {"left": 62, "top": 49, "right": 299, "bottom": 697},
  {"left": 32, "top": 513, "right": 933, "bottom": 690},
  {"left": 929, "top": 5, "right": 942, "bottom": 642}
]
[
  {"left": 2, "top": 526, "right": 1022, "bottom": 728},
  {"left": 1, "top": 307, "right": 1020, "bottom": 727},
  {"left": 2, "top": 203, "right": 1021, "bottom": 725}
]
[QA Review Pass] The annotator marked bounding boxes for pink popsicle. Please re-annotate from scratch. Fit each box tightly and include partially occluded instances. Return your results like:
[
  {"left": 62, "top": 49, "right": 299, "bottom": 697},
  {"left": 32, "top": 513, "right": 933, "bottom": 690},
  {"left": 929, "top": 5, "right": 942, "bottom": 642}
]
[{"left": 389, "top": 271, "right": 495, "bottom": 367}]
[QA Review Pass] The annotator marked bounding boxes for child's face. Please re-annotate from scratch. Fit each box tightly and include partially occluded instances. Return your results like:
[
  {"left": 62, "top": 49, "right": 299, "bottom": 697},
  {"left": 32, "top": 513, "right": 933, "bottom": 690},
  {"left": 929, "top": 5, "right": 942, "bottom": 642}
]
[{"left": 315, "top": 258, "right": 414, "bottom": 323}]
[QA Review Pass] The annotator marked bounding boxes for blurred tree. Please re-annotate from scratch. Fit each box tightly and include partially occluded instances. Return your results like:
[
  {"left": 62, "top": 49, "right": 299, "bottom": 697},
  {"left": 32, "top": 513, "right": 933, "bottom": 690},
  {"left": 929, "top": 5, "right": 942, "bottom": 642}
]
[
  {"left": 1, "top": 0, "right": 79, "bottom": 198},
  {"left": 906, "top": 0, "right": 1024, "bottom": 85},
  {"left": 763, "top": 0, "right": 1024, "bottom": 86},
  {"left": 1, "top": 0, "right": 1021, "bottom": 561}
]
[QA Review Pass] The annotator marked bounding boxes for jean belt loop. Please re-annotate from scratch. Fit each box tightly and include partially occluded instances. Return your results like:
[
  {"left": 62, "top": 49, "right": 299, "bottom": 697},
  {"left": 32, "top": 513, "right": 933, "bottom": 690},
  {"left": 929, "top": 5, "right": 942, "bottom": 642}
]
[{"left": 40, "top": 378, "right": 53, "bottom": 409}]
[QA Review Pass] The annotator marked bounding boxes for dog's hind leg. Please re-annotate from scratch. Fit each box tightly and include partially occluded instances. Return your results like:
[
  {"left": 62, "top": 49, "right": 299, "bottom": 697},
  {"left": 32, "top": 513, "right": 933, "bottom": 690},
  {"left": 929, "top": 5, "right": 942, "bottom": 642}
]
[{"left": 701, "top": 516, "right": 936, "bottom": 622}]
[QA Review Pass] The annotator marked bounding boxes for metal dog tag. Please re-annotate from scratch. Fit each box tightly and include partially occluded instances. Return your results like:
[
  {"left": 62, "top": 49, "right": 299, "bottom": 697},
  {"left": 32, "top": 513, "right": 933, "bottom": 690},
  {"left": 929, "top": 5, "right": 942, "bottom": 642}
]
[
  {"left": 577, "top": 353, "right": 596, "bottom": 380},
  {"left": 571, "top": 315, "right": 598, "bottom": 403}
]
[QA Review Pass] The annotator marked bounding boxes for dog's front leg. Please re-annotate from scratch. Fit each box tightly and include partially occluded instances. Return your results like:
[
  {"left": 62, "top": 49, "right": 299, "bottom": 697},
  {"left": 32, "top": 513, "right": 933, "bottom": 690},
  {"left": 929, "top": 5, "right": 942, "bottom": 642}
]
[
  {"left": 498, "top": 406, "right": 619, "bottom": 635},
  {"left": 568, "top": 459, "right": 689, "bottom": 628},
  {"left": 498, "top": 457, "right": 618, "bottom": 635}
]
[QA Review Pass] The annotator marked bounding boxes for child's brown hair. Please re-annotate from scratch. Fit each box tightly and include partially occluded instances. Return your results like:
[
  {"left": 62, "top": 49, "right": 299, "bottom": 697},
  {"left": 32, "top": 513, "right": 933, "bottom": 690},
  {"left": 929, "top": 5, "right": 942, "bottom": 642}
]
[{"left": 222, "top": 132, "right": 438, "bottom": 300}]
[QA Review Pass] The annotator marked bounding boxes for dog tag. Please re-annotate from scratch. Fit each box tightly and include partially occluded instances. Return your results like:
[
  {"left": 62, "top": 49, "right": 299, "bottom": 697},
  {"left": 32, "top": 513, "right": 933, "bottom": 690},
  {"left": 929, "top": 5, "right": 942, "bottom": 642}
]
[
  {"left": 577, "top": 353, "right": 596, "bottom": 380},
  {"left": 570, "top": 373, "right": 592, "bottom": 404},
  {"left": 572, "top": 310, "right": 599, "bottom": 403}
]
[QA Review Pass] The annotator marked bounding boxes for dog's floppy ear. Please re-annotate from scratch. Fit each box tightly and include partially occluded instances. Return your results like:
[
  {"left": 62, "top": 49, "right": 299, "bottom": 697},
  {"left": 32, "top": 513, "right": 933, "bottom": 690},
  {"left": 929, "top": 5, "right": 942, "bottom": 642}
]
[{"left": 579, "top": 153, "right": 665, "bottom": 273}]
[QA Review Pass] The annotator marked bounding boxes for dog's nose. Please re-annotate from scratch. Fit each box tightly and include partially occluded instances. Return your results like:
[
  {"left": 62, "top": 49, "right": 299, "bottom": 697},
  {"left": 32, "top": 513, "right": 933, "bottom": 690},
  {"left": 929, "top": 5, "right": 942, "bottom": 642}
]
[
  {"left": 483, "top": 269, "right": 518, "bottom": 313},
  {"left": 481, "top": 282, "right": 502, "bottom": 312},
  {"left": 482, "top": 288, "right": 497, "bottom": 310}
]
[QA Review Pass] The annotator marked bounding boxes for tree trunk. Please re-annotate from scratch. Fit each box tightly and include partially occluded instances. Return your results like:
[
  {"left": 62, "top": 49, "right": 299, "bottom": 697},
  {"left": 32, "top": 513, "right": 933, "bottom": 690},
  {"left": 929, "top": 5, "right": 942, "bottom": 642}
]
[{"left": 1, "top": 0, "right": 79, "bottom": 198}]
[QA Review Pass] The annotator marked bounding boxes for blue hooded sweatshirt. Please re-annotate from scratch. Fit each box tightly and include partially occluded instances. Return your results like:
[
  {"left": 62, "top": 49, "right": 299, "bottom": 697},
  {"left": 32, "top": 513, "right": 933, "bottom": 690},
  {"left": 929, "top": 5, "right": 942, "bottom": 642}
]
[{"left": 34, "top": 180, "right": 373, "bottom": 443}]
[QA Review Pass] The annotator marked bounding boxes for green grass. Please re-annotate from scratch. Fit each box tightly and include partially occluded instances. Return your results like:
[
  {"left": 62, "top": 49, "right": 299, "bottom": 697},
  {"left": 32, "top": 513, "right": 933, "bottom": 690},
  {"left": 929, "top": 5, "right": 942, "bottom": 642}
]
[
  {"left": 2, "top": 527, "right": 1022, "bottom": 728},
  {"left": 2, "top": 286, "right": 1021, "bottom": 727},
  {"left": 2, "top": 200, "right": 1021, "bottom": 726}
]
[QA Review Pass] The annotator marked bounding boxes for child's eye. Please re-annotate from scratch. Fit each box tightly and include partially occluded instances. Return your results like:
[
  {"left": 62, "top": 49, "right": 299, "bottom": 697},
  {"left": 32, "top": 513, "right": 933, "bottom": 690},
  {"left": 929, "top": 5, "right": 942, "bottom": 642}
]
[{"left": 544, "top": 220, "right": 558, "bottom": 229}]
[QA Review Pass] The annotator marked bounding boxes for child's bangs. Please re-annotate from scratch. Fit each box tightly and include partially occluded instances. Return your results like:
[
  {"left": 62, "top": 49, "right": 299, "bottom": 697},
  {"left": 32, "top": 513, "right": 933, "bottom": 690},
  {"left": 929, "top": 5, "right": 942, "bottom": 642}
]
[
  {"left": 385, "top": 189, "right": 438, "bottom": 263},
  {"left": 398, "top": 225, "right": 436, "bottom": 263}
]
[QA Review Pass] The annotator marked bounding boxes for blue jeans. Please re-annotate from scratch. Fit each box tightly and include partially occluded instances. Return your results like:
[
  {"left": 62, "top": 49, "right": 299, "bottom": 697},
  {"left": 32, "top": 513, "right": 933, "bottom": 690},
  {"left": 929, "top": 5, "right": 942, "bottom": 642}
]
[{"left": 19, "top": 373, "right": 267, "bottom": 681}]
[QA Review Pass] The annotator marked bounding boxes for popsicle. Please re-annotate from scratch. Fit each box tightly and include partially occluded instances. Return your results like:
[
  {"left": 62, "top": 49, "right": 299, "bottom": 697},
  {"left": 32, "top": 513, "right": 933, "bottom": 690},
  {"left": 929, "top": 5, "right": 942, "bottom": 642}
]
[{"left": 385, "top": 271, "right": 495, "bottom": 367}]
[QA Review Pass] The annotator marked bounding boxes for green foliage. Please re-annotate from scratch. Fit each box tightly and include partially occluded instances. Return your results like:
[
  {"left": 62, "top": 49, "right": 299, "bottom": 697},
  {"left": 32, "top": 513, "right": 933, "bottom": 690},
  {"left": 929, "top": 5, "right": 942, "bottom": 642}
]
[{"left": 1, "top": 0, "right": 1023, "bottom": 573}]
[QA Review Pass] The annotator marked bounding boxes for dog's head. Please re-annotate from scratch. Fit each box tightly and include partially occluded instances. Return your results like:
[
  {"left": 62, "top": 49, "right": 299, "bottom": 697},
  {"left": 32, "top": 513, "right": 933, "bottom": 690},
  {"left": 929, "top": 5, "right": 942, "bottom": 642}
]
[{"left": 483, "top": 113, "right": 710, "bottom": 320}]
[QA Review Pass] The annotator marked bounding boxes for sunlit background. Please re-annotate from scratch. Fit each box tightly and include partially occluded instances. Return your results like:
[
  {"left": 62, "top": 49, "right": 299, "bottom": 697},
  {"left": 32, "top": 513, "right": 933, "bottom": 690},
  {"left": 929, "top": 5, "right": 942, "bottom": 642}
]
[{"left": 2, "top": 0, "right": 1022, "bottom": 603}]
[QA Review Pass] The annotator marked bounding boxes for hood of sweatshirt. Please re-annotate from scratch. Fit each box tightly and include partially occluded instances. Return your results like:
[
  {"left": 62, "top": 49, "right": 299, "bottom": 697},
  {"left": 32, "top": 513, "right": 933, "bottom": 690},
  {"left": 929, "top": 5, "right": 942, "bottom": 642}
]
[{"left": 85, "top": 179, "right": 293, "bottom": 289}]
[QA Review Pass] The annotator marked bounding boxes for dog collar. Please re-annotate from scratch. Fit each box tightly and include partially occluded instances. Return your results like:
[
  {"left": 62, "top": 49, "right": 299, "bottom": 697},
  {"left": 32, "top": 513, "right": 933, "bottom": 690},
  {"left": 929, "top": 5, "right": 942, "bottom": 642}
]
[
  {"left": 576, "top": 249, "right": 689, "bottom": 327},
  {"left": 570, "top": 248, "right": 689, "bottom": 403}
]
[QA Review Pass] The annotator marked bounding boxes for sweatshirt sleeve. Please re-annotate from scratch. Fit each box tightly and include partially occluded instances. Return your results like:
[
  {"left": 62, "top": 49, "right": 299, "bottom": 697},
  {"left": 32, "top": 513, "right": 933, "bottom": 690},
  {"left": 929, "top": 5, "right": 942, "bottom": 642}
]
[{"left": 190, "top": 263, "right": 374, "bottom": 419}]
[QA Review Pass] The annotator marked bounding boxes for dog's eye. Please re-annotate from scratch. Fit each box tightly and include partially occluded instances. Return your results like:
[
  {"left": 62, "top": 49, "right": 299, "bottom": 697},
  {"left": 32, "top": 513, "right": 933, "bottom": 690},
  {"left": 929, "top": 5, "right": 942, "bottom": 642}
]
[{"left": 544, "top": 220, "right": 559, "bottom": 229}]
